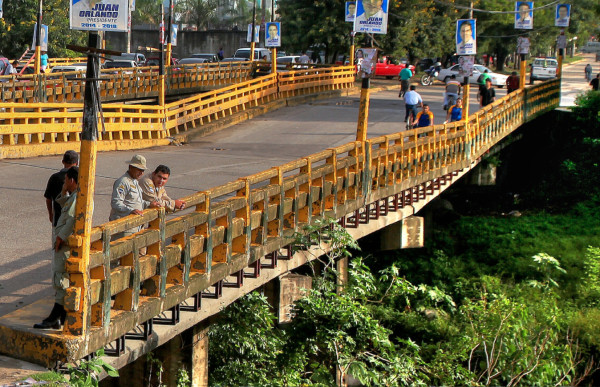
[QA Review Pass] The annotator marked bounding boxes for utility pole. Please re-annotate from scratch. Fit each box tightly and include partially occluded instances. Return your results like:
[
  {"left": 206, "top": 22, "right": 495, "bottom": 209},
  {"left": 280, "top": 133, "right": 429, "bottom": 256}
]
[
  {"left": 270, "top": 0, "right": 277, "bottom": 74},
  {"left": 34, "top": 0, "right": 43, "bottom": 74},
  {"left": 166, "top": 0, "right": 174, "bottom": 67},
  {"left": 158, "top": 2, "right": 165, "bottom": 106},
  {"left": 250, "top": 0, "right": 257, "bottom": 61}
]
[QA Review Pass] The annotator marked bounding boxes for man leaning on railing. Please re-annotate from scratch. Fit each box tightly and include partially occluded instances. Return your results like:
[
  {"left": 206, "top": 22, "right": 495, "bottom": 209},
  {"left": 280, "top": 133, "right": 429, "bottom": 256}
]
[{"left": 139, "top": 165, "right": 186, "bottom": 212}]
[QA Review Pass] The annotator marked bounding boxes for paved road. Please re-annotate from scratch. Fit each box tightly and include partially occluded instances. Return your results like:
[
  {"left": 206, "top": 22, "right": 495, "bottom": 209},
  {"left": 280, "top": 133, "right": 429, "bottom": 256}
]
[{"left": 0, "top": 56, "right": 593, "bottom": 317}]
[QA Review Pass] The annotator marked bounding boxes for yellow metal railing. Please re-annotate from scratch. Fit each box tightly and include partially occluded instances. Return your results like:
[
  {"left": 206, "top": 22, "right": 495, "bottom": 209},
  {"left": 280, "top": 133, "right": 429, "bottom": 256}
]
[
  {"left": 0, "top": 62, "right": 255, "bottom": 103},
  {"left": 0, "top": 78, "right": 558, "bottom": 366},
  {"left": 0, "top": 66, "right": 356, "bottom": 159}
]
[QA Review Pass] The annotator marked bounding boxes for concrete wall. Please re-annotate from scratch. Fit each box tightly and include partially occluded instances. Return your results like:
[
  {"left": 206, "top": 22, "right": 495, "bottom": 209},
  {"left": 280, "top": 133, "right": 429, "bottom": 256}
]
[{"left": 105, "top": 29, "right": 250, "bottom": 59}]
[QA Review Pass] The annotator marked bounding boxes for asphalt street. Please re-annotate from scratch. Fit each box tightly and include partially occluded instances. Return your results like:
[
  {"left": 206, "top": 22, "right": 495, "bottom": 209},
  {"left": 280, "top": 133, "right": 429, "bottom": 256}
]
[{"left": 0, "top": 55, "right": 593, "bottom": 317}]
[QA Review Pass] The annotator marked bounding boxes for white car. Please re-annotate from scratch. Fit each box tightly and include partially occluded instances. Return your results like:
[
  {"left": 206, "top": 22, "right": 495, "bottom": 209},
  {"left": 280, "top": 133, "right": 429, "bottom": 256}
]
[
  {"left": 437, "top": 64, "right": 508, "bottom": 87},
  {"left": 530, "top": 58, "right": 557, "bottom": 83}
]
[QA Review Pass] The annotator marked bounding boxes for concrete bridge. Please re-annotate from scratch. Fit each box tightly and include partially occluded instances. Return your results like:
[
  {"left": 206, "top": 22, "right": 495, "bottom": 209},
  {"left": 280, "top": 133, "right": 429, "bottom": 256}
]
[{"left": 0, "top": 55, "right": 590, "bottom": 384}]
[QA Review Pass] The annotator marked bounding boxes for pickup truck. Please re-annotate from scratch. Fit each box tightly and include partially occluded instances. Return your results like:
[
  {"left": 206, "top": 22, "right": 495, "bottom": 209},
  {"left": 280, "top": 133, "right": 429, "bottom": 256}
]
[{"left": 530, "top": 57, "right": 557, "bottom": 84}]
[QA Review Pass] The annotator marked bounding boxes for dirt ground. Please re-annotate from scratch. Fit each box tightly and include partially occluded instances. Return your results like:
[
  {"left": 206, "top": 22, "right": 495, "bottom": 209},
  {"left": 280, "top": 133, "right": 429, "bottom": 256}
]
[{"left": 0, "top": 355, "right": 47, "bottom": 386}]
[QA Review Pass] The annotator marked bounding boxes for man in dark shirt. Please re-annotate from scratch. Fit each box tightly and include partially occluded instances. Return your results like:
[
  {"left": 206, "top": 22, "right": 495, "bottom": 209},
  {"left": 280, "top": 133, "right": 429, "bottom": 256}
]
[
  {"left": 479, "top": 79, "right": 496, "bottom": 107},
  {"left": 44, "top": 150, "right": 79, "bottom": 226},
  {"left": 591, "top": 74, "right": 600, "bottom": 91}
]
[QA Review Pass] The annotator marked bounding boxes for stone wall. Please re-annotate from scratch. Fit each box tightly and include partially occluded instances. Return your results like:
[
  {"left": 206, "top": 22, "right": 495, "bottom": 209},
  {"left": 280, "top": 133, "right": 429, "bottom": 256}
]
[{"left": 105, "top": 29, "right": 251, "bottom": 59}]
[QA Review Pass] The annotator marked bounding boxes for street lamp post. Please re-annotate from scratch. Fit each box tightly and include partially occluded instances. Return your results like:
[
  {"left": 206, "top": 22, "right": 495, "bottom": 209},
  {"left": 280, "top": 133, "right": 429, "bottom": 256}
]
[
  {"left": 34, "top": 0, "right": 43, "bottom": 74},
  {"left": 250, "top": 0, "right": 257, "bottom": 61}
]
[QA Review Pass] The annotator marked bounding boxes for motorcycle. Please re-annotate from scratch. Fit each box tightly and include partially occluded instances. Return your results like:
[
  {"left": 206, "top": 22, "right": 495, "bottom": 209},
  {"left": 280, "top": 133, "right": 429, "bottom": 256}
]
[{"left": 420, "top": 66, "right": 440, "bottom": 86}]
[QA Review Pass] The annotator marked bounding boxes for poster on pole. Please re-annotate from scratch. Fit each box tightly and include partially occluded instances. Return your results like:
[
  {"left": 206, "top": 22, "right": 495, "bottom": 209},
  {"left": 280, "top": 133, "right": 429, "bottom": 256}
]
[
  {"left": 555, "top": 4, "right": 570, "bottom": 27},
  {"left": 247, "top": 24, "right": 260, "bottom": 43},
  {"left": 456, "top": 19, "right": 476, "bottom": 55},
  {"left": 353, "top": 0, "right": 389, "bottom": 34},
  {"left": 516, "top": 36, "right": 530, "bottom": 54},
  {"left": 171, "top": 24, "right": 178, "bottom": 46},
  {"left": 345, "top": 1, "right": 356, "bottom": 22},
  {"left": 356, "top": 47, "right": 377, "bottom": 78},
  {"left": 265, "top": 22, "right": 281, "bottom": 47},
  {"left": 458, "top": 56, "right": 475, "bottom": 77},
  {"left": 515, "top": 2, "right": 533, "bottom": 30},
  {"left": 70, "top": 0, "right": 129, "bottom": 32},
  {"left": 31, "top": 24, "right": 49, "bottom": 51},
  {"left": 0, "top": 0, "right": 3, "bottom": 18}
]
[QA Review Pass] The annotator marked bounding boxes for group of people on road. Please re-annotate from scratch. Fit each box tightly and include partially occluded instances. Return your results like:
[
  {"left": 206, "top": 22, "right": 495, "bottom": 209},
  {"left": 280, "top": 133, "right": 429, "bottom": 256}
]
[
  {"left": 586, "top": 64, "right": 600, "bottom": 91},
  {"left": 35, "top": 152, "right": 186, "bottom": 330}
]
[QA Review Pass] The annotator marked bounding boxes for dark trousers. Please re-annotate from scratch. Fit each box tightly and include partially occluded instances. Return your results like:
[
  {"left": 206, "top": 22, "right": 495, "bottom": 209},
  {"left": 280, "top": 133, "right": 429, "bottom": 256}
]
[{"left": 405, "top": 104, "right": 418, "bottom": 122}]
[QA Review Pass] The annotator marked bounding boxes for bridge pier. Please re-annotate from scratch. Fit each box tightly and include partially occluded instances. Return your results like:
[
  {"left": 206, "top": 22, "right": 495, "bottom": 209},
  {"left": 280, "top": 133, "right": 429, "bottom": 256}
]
[
  {"left": 468, "top": 160, "right": 497, "bottom": 186},
  {"left": 188, "top": 321, "right": 210, "bottom": 387}
]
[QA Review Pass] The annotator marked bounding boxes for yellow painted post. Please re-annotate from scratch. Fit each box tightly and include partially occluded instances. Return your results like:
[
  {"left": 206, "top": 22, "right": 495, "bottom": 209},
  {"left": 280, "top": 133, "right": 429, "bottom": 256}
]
[
  {"left": 34, "top": 0, "right": 43, "bottom": 74},
  {"left": 462, "top": 78, "right": 470, "bottom": 121},
  {"left": 250, "top": 41, "right": 256, "bottom": 62},
  {"left": 271, "top": 48, "right": 277, "bottom": 74},
  {"left": 356, "top": 78, "right": 370, "bottom": 142},
  {"left": 64, "top": 32, "right": 100, "bottom": 336},
  {"left": 350, "top": 44, "right": 355, "bottom": 67},
  {"left": 166, "top": 43, "right": 172, "bottom": 67},
  {"left": 519, "top": 54, "right": 527, "bottom": 89},
  {"left": 557, "top": 48, "right": 564, "bottom": 78}
]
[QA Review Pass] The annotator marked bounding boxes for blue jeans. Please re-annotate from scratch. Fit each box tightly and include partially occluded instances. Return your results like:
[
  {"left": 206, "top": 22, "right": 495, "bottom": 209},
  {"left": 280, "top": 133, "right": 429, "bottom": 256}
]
[{"left": 405, "top": 104, "right": 418, "bottom": 122}]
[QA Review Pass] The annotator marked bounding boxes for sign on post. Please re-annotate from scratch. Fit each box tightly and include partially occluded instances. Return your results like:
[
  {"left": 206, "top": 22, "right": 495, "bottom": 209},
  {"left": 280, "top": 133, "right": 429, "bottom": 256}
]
[
  {"left": 32, "top": 24, "right": 49, "bottom": 51},
  {"left": 458, "top": 55, "right": 475, "bottom": 77},
  {"left": 517, "top": 36, "right": 530, "bottom": 54},
  {"left": 247, "top": 24, "right": 260, "bottom": 43},
  {"left": 515, "top": 1, "right": 533, "bottom": 30},
  {"left": 265, "top": 22, "right": 280, "bottom": 47},
  {"left": 171, "top": 24, "right": 178, "bottom": 46},
  {"left": 456, "top": 19, "right": 476, "bottom": 55},
  {"left": 353, "top": 0, "right": 389, "bottom": 34},
  {"left": 345, "top": 1, "right": 356, "bottom": 22},
  {"left": 555, "top": 4, "right": 570, "bottom": 27},
  {"left": 356, "top": 47, "right": 377, "bottom": 78},
  {"left": 70, "top": 0, "right": 129, "bottom": 32}
]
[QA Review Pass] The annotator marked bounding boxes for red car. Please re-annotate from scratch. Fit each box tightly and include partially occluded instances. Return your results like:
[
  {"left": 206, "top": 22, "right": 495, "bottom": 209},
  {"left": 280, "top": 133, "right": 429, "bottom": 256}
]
[{"left": 374, "top": 57, "right": 415, "bottom": 79}]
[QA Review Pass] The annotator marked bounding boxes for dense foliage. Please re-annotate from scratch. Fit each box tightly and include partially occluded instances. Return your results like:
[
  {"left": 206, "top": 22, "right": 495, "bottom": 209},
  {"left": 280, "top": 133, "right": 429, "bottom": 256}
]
[{"left": 207, "top": 92, "right": 600, "bottom": 385}]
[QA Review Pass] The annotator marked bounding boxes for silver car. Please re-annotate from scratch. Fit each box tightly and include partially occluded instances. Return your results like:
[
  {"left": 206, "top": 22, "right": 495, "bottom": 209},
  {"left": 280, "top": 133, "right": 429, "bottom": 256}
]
[{"left": 437, "top": 64, "right": 508, "bottom": 87}]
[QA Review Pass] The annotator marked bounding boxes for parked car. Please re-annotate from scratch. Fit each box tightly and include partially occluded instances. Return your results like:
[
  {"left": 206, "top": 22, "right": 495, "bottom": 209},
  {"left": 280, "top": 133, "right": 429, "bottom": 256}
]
[
  {"left": 276, "top": 56, "right": 303, "bottom": 71},
  {"left": 190, "top": 53, "right": 219, "bottom": 62},
  {"left": 437, "top": 64, "right": 508, "bottom": 87},
  {"left": 49, "top": 64, "right": 87, "bottom": 79},
  {"left": 111, "top": 53, "right": 146, "bottom": 66},
  {"left": 103, "top": 60, "right": 137, "bottom": 74},
  {"left": 144, "top": 57, "right": 179, "bottom": 67},
  {"left": 233, "top": 48, "right": 272, "bottom": 61},
  {"left": 179, "top": 57, "right": 212, "bottom": 65},
  {"left": 373, "top": 60, "right": 415, "bottom": 79},
  {"left": 16, "top": 66, "right": 35, "bottom": 75},
  {"left": 530, "top": 57, "right": 558, "bottom": 83}
]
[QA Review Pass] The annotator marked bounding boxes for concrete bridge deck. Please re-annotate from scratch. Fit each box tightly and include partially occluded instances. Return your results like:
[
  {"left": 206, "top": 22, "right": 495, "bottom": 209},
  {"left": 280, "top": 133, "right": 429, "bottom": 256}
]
[{"left": 0, "top": 55, "right": 592, "bottom": 383}]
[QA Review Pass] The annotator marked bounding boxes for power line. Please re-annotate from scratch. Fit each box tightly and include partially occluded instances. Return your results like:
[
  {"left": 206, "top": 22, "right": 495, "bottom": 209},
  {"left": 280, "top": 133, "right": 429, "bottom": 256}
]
[{"left": 432, "top": 0, "right": 560, "bottom": 14}]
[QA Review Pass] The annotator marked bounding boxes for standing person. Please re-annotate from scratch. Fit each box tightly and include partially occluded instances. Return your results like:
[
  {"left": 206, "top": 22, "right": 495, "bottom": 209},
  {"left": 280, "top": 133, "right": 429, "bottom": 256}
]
[
  {"left": 140, "top": 165, "right": 186, "bottom": 212},
  {"left": 44, "top": 150, "right": 79, "bottom": 227},
  {"left": 506, "top": 71, "right": 520, "bottom": 94},
  {"left": 585, "top": 64, "right": 593, "bottom": 82},
  {"left": 590, "top": 74, "right": 600, "bottom": 91},
  {"left": 299, "top": 52, "right": 310, "bottom": 64},
  {"left": 443, "top": 74, "right": 461, "bottom": 110},
  {"left": 40, "top": 51, "right": 49, "bottom": 72},
  {"left": 34, "top": 166, "right": 79, "bottom": 329},
  {"left": 110, "top": 155, "right": 160, "bottom": 239},
  {"left": 445, "top": 97, "right": 463, "bottom": 123},
  {"left": 398, "top": 65, "right": 413, "bottom": 98},
  {"left": 403, "top": 85, "right": 423, "bottom": 128},
  {"left": 479, "top": 78, "right": 496, "bottom": 107},
  {"left": 218, "top": 47, "right": 224, "bottom": 61},
  {"left": 414, "top": 104, "right": 434, "bottom": 128}
]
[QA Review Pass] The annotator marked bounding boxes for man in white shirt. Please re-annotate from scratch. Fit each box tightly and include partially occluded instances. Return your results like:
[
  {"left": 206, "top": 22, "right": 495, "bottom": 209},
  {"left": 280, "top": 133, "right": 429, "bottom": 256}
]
[{"left": 403, "top": 85, "right": 423, "bottom": 126}]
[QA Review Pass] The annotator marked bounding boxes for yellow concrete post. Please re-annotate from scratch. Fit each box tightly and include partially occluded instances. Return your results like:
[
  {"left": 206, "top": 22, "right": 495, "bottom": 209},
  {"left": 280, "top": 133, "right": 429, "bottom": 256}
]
[
  {"left": 64, "top": 32, "right": 100, "bottom": 336},
  {"left": 463, "top": 82, "right": 470, "bottom": 120},
  {"left": 557, "top": 48, "right": 564, "bottom": 78},
  {"left": 350, "top": 44, "right": 355, "bottom": 67},
  {"left": 250, "top": 41, "right": 256, "bottom": 62},
  {"left": 271, "top": 48, "right": 277, "bottom": 74},
  {"left": 355, "top": 78, "right": 370, "bottom": 142},
  {"left": 166, "top": 43, "right": 172, "bottom": 67},
  {"left": 519, "top": 54, "right": 527, "bottom": 89}
]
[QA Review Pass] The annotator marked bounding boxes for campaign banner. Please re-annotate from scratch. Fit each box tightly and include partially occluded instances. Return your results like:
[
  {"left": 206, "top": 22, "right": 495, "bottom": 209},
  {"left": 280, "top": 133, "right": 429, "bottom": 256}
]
[
  {"left": 345, "top": 1, "right": 356, "bottom": 22},
  {"left": 171, "top": 24, "right": 178, "bottom": 46},
  {"left": 356, "top": 47, "right": 377, "bottom": 78},
  {"left": 70, "top": 0, "right": 129, "bottom": 32},
  {"left": 31, "top": 24, "right": 49, "bottom": 51},
  {"left": 247, "top": 24, "right": 260, "bottom": 43},
  {"left": 515, "top": 1, "right": 533, "bottom": 30},
  {"left": 353, "top": 0, "right": 388, "bottom": 34},
  {"left": 265, "top": 22, "right": 281, "bottom": 47},
  {"left": 0, "top": 0, "right": 3, "bottom": 18},
  {"left": 456, "top": 19, "right": 476, "bottom": 55},
  {"left": 458, "top": 56, "right": 475, "bottom": 77},
  {"left": 516, "top": 36, "right": 530, "bottom": 54},
  {"left": 555, "top": 4, "right": 570, "bottom": 27}
]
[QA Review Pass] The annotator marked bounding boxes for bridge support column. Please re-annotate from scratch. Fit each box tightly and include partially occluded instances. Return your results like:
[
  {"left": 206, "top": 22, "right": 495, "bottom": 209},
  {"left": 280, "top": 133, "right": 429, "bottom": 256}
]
[
  {"left": 189, "top": 321, "right": 210, "bottom": 387},
  {"left": 278, "top": 274, "right": 312, "bottom": 323},
  {"left": 336, "top": 257, "right": 348, "bottom": 294},
  {"left": 468, "top": 160, "right": 497, "bottom": 186}
]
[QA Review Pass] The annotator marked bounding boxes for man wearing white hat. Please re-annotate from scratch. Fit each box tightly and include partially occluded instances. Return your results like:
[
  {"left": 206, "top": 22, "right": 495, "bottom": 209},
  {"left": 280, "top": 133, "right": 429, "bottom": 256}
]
[{"left": 110, "top": 154, "right": 160, "bottom": 239}]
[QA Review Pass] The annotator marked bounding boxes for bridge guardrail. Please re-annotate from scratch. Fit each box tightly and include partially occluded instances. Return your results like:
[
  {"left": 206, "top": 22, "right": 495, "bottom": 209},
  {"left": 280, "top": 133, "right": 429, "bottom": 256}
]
[{"left": 0, "top": 76, "right": 558, "bottom": 367}]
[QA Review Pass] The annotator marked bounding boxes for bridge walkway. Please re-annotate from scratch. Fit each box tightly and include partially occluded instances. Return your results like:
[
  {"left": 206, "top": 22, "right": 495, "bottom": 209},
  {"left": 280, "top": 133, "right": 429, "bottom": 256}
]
[{"left": 0, "top": 55, "right": 593, "bottom": 379}]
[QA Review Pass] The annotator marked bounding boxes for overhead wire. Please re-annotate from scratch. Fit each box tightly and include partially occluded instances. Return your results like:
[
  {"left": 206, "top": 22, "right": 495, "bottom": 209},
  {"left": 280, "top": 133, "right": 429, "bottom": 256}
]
[{"left": 432, "top": 0, "right": 560, "bottom": 14}]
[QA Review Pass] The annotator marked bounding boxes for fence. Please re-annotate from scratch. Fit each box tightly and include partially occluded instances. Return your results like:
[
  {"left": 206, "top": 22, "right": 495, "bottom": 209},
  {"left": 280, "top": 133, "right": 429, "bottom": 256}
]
[{"left": 0, "top": 77, "right": 558, "bottom": 367}]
